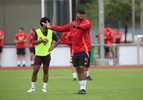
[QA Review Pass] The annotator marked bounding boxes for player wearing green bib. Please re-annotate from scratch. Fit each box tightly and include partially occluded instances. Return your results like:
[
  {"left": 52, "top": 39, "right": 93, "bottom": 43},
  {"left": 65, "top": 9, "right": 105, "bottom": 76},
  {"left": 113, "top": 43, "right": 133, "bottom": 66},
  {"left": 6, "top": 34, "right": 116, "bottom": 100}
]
[{"left": 27, "top": 17, "right": 60, "bottom": 92}]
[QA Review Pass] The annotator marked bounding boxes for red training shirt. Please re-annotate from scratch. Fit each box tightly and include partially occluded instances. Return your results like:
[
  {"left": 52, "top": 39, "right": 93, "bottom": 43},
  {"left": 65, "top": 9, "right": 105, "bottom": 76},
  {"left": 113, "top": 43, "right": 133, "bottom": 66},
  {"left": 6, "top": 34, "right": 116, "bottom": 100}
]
[
  {"left": 51, "top": 17, "right": 91, "bottom": 54},
  {"left": 15, "top": 33, "right": 27, "bottom": 49},
  {"left": 114, "top": 31, "right": 122, "bottom": 43},
  {"left": 66, "top": 32, "right": 74, "bottom": 57},
  {"left": 61, "top": 32, "right": 68, "bottom": 44},
  {"left": 28, "top": 33, "right": 35, "bottom": 48},
  {"left": 0, "top": 31, "right": 4, "bottom": 47},
  {"left": 97, "top": 28, "right": 114, "bottom": 44}
]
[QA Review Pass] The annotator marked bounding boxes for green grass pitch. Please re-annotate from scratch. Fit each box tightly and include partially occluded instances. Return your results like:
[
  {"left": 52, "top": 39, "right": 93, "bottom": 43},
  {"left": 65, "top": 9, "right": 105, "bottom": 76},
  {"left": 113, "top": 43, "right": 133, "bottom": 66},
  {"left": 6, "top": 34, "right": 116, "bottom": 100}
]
[{"left": 0, "top": 68, "right": 143, "bottom": 100}]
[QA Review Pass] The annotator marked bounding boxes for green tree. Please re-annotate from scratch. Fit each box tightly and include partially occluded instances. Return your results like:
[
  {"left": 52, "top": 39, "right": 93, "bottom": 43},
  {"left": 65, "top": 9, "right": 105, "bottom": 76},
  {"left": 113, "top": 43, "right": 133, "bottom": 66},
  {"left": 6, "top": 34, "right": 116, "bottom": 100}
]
[{"left": 104, "top": 0, "right": 140, "bottom": 43}]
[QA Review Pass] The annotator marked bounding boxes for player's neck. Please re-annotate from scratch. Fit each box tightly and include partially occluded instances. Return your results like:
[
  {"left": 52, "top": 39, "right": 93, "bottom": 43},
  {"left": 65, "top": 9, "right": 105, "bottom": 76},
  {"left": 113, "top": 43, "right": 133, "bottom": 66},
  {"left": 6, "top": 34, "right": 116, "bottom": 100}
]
[
  {"left": 41, "top": 27, "right": 47, "bottom": 32},
  {"left": 19, "top": 32, "right": 23, "bottom": 35}
]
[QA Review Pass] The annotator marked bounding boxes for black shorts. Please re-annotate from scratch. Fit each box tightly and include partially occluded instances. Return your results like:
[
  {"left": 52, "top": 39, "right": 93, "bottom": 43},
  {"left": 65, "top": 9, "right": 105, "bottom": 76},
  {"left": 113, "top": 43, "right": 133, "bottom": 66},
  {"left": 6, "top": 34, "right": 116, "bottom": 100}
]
[
  {"left": 73, "top": 51, "right": 91, "bottom": 68},
  {"left": 70, "top": 56, "right": 73, "bottom": 63},
  {"left": 17, "top": 48, "right": 25, "bottom": 55},
  {"left": 29, "top": 47, "right": 35, "bottom": 54},
  {"left": 34, "top": 54, "right": 51, "bottom": 66},
  {"left": 104, "top": 46, "right": 111, "bottom": 53},
  {"left": 0, "top": 47, "right": 2, "bottom": 53}
]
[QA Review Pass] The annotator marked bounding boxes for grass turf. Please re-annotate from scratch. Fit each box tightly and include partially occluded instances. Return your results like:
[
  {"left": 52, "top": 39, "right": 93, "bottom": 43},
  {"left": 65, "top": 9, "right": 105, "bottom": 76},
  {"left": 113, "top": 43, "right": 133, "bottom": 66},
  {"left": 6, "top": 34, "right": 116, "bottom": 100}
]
[{"left": 0, "top": 68, "right": 143, "bottom": 100}]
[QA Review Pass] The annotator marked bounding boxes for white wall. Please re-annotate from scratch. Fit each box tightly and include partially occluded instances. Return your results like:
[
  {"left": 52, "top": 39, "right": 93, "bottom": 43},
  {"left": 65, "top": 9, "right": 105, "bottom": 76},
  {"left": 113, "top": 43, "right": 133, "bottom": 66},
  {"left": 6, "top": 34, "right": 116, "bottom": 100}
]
[
  {"left": 1, "top": 47, "right": 71, "bottom": 67},
  {"left": 118, "top": 46, "right": 143, "bottom": 65}
]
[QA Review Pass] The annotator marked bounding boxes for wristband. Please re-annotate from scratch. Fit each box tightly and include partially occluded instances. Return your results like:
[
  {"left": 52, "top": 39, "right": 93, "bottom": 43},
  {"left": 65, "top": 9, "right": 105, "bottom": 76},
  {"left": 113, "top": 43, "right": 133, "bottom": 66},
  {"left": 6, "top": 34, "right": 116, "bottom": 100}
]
[{"left": 77, "top": 25, "right": 79, "bottom": 29}]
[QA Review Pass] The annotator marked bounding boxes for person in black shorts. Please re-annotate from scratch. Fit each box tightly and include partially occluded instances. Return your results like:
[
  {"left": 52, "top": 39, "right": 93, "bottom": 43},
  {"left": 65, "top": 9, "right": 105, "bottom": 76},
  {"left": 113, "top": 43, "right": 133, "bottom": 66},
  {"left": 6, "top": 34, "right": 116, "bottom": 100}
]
[
  {"left": 14, "top": 28, "right": 27, "bottom": 67},
  {"left": 28, "top": 28, "right": 35, "bottom": 66},
  {"left": 27, "top": 17, "right": 60, "bottom": 92}
]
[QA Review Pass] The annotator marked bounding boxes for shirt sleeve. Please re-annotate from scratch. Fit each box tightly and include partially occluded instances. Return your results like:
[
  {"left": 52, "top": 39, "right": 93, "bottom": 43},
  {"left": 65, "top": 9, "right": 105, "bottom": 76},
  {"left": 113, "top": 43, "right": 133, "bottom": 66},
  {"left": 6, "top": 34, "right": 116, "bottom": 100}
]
[
  {"left": 66, "top": 33, "right": 72, "bottom": 45},
  {"left": 79, "top": 20, "right": 91, "bottom": 30},
  {"left": 32, "top": 32, "right": 38, "bottom": 41},
  {"left": 15, "top": 34, "right": 18, "bottom": 40},
  {"left": 51, "top": 23, "right": 70, "bottom": 32},
  {"left": 52, "top": 32, "right": 60, "bottom": 42}
]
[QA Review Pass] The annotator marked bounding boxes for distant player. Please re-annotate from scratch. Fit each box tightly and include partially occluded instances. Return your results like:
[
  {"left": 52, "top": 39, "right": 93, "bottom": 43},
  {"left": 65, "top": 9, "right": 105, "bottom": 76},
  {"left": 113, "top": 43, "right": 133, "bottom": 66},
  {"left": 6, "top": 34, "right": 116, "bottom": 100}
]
[
  {"left": 43, "top": 8, "right": 91, "bottom": 94},
  {"left": 28, "top": 28, "right": 35, "bottom": 66},
  {"left": 114, "top": 28, "right": 122, "bottom": 44},
  {"left": 0, "top": 30, "right": 4, "bottom": 67},
  {"left": 14, "top": 27, "right": 27, "bottom": 67},
  {"left": 66, "top": 32, "right": 77, "bottom": 81},
  {"left": 97, "top": 25, "right": 114, "bottom": 65},
  {"left": 27, "top": 17, "right": 60, "bottom": 92},
  {"left": 61, "top": 32, "right": 68, "bottom": 44}
]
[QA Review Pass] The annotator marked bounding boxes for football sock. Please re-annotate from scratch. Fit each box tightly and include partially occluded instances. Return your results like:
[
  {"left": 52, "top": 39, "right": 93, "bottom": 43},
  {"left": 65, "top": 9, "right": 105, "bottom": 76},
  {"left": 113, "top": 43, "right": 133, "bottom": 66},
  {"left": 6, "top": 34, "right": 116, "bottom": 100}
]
[
  {"left": 73, "top": 73, "right": 76, "bottom": 79},
  {"left": 79, "top": 81, "right": 82, "bottom": 90},
  {"left": 23, "top": 60, "right": 25, "bottom": 65},
  {"left": 86, "top": 71, "right": 89, "bottom": 77},
  {"left": 31, "top": 61, "right": 34, "bottom": 64},
  {"left": 17, "top": 61, "right": 20, "bottom": 65},
  {"left": 31, "top": 82, "right": 36, "bottom": 89},
  {"left": 43, "top": 83, "right": 47, "bottom": 89},
  {"left": 81, "top": 80, "right": 87, "bottom": 90}
]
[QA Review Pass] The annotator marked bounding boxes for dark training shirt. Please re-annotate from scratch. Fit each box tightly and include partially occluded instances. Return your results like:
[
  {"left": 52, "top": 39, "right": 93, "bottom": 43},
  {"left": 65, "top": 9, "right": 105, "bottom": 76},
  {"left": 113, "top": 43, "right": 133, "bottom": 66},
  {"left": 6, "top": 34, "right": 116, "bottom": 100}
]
[{"left": 32, "top": 30, "right": 59, "bottom": 42}]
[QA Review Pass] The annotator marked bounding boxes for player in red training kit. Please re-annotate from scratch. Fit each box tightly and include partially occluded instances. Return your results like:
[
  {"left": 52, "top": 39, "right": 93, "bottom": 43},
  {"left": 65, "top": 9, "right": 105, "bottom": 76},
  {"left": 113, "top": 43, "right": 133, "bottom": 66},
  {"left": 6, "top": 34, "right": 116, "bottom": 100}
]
[
  {"left": 42, "top": 8, "right": 91, "bottom": 94},
  {"left": 114, "top": 28, "right": 122, "bottom": 44},
  {"left": 14, "top": 27, "right": 27, "bottom": 67},
  {"left": 61, "top": 32, "right": 68, "bottom": 44},
  {"left": 97, "top": 25, "right": 114, "bottom": 65},
  {"left": 0, "top": 30, "right": 4, "bottom": 67},
  {"left": 28, "top": 28, "right": 35, "bottom": 66}
]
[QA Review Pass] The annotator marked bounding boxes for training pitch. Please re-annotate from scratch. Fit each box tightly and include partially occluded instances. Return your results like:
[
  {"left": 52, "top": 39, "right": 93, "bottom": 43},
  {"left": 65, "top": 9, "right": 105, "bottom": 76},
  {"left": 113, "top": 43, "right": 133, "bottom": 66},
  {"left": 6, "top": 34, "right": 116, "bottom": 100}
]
[{"left": 0, "top": 66, "right": 143, "bottom": 100}]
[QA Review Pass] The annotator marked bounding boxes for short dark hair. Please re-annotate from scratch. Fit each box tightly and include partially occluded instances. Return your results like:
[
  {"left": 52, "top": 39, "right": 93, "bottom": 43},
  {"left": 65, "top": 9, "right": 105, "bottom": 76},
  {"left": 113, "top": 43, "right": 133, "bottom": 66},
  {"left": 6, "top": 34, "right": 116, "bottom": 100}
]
[
  {"left": 105, "top": 24, "right": 109, "bottom": 28},
  {"left": 31, "top": 28, "right": 35, "bottom": 32},
  {"left": 40, "top": 17, "right": 51, "bottom": 26},
  {"left": 19, "top": 27, "right": 24, "bottom": 30}
]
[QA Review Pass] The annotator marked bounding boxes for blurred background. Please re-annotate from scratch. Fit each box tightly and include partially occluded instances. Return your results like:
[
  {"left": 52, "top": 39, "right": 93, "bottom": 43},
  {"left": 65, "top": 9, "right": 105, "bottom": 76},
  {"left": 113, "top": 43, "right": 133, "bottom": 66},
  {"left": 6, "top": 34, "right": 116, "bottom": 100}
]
[{"left": 0, "top": 0, "right": 143, "bottom": 67}]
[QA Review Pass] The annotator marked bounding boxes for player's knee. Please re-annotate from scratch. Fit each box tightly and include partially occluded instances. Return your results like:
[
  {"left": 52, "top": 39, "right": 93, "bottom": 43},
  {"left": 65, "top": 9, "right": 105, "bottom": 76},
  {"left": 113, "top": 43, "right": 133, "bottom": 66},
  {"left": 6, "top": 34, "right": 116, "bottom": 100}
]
[
  {"left": 33, "top": 69, "right": 38, "bottom": 76},
  {"left": 80, "top": 66, "right": 86, "bottom": 72},
  {"left": 76, "top": 67, "right": 81, "bottom": 73},
  {"left": 31, "top": 53, "right": 34, "bottom": 56}
]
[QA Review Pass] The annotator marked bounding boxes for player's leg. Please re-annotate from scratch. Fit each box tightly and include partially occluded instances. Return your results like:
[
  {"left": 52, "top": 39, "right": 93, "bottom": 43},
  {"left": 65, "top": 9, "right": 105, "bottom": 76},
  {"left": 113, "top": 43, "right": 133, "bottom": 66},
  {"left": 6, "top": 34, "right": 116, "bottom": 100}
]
[
  {"left": 22, "top": 48, "right": 26, "bottom": 67},
  {"left": 75, "top": 65, "right": 87, "bottom": 94},
  {"left": 42, "top": 65, "right": 49, "bottom": 92},
  {"left": 74, "top": 51, "right": 90, "bottom": 94},
  {"left": 27, "top": 56, "right": 42, "bottom": 92},
  {"left": 17, "top": 49, "right": 20, "bottom": 67},
  {"left": 72, "top": 64, "right": 77, "bottom": 81},
  {"left": 71, "top": 56, "right": 77, "bottom": 81},
  {"left": 0, "top": 53, "right": 1, "bottom": 67},
  {"left": 30, "top": 53, "right": 34, "bottom": 66},
  {"left": 0, "top": 47, "right": 2, "bottom": 67},
  {"left": 42, "top": 55, "right": 51, "bottom": 92},
  {"left": 30, "top": 48, "right": 35, "bottom": 66},
  {"left": 86, "top": 68, "right": 92, "bottom": 80}
]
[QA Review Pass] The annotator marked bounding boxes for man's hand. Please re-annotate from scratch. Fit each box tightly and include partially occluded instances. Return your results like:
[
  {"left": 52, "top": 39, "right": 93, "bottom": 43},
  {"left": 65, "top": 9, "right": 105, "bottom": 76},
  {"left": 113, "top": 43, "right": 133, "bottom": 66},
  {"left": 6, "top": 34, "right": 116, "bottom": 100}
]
[
  {"left": 42, "top": 21, "right": 51, "bottom": 29},
  {"left": 70, "top": 22, "right": 78, "bottom": 28},
  {"left": 48, "top": 47, "right": 54, "bottom": 52},
  {"left": 42, "top": 39, "right": 48, "bottom": 42}
]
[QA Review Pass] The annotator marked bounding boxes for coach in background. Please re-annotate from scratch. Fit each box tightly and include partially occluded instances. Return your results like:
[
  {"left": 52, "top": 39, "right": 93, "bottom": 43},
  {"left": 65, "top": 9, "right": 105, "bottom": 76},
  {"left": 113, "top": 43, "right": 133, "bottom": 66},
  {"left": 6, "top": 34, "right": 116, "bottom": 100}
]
[
  {"left": 14, "top": 27, "right": 27, "bottom": 67},
  {"left": 0, "top": 30, "right": 4, "bottom": 67},
  {"left": 28, "top": 29, "right": 35, "bottom": 66}
]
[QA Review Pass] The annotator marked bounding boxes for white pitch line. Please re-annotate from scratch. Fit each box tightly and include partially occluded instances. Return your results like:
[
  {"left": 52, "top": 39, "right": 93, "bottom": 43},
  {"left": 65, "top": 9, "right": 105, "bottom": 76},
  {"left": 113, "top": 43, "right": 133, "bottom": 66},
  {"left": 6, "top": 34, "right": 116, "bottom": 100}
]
[{"left": 0, "top": 77, "right": 70, "bottom": 79}]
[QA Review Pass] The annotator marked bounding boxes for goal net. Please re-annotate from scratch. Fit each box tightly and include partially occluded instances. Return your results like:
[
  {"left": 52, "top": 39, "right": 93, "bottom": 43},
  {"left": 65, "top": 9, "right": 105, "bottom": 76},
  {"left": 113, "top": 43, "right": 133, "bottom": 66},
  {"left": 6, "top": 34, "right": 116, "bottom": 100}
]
[{"left": 137, "top": 35, "right": 143, "bottom": 66}]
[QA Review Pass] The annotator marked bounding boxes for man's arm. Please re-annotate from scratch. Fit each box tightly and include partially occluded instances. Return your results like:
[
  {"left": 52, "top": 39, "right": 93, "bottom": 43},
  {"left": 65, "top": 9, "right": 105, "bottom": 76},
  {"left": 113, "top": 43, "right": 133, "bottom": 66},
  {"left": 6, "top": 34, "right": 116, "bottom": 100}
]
[
  {"left": 22, "top": 39, "right": 27, "bottom": 43},
  {"left": 49, "top": 39, "right": 60, "bottom": 52},
  {"left": 70, "top": 20, "right": 91, "bottom": 30},
  {"left": 32, "top": 32, "right": 48, "bottom": 45},
  {"left": 49, "top": 32, "right": 60, "bottom": 51},
  {"left": 0, "top": 36, "right": 4, "bottom": 40},
  {"left": 42, "top": 21, "right": 70, "bottom": 32}
]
